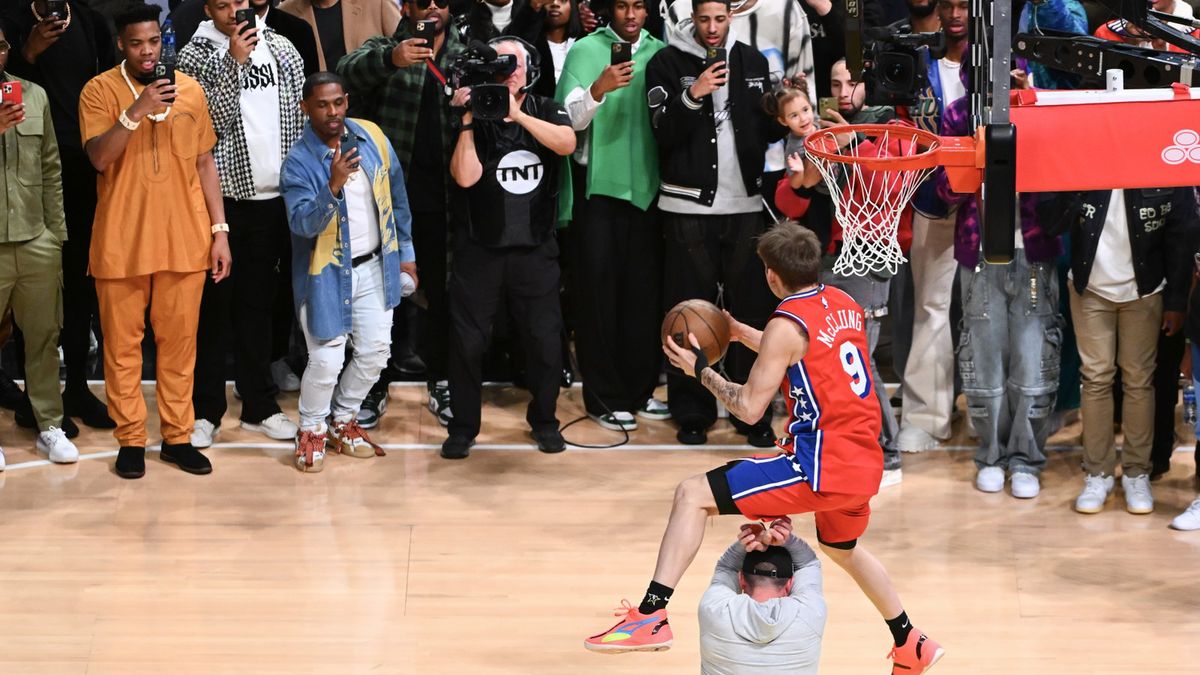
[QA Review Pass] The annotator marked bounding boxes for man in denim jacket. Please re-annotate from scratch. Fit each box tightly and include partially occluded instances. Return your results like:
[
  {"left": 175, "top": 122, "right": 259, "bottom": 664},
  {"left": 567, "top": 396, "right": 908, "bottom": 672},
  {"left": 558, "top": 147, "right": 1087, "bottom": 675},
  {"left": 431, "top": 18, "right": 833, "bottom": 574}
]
[{"left": 281, "top": 72, "right": 417, "bottom": 473}]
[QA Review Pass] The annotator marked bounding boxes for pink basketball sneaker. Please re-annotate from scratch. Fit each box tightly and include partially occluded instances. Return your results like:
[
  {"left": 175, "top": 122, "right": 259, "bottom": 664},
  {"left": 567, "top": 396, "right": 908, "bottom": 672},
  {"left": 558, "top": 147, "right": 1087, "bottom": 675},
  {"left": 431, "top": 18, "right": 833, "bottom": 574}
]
[
  {"left": 584, "top": 600, "right": 673, "bottom": 654},
  {"left": 889, "top": 630, "right": 945, "bottom": 673}
]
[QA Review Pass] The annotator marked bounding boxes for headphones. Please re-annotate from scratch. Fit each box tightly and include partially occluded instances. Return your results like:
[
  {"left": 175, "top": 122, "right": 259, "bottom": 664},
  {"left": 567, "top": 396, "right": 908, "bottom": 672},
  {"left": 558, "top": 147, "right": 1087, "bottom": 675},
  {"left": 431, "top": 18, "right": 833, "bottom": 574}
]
[{"left": 487, "top": 35, "right": 541, "bottom": 93}]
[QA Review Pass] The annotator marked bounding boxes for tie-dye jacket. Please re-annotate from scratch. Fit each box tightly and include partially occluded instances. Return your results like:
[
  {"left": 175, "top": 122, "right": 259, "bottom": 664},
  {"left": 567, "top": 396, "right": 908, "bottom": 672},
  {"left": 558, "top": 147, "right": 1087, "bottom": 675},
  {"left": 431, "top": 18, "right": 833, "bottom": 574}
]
[
  {"left": 281, "top": 118, "right": 416, "bottom": 340},
  {"left": 935, "top": 94, "right": 1060, "bottom": 268}
]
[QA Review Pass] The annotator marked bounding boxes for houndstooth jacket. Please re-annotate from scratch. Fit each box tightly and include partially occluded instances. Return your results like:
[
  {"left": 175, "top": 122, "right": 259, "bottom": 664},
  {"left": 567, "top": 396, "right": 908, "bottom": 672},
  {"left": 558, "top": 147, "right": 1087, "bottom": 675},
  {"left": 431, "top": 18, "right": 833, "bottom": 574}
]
[{"left": 178, "top": 25, "right": 306, "bottom": 200}]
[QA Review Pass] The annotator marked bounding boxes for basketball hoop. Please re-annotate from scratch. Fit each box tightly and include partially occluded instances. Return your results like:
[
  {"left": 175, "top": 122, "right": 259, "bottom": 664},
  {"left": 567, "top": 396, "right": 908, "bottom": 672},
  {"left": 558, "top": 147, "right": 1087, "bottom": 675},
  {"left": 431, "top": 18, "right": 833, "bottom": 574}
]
[{"left": 803, "top": 124, "right": 948, "bottom": 277}]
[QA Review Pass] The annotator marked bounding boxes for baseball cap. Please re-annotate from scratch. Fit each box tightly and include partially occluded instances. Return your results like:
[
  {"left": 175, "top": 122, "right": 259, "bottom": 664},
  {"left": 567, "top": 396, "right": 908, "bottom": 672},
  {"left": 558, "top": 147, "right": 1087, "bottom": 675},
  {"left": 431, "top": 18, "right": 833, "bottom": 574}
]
[{"left": 742, "top": 546, "right": 794, "bottom": 579}]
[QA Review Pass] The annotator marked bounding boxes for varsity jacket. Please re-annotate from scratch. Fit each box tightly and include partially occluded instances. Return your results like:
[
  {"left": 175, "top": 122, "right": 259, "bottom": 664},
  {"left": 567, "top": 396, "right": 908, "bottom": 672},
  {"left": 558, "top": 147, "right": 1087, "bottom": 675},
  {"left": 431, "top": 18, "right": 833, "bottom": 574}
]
[
  {"left": 1042, "top": 188, "right": 1199, "bottom": 312},
  {"left": 281, "top": 119, "right": 416, "bottom": 341},
  {"left": 645, "top": 27, "right": 785, "bottom": 207},
  {"left": 178, "top": 21, "right": 306, "bottom": 200}
]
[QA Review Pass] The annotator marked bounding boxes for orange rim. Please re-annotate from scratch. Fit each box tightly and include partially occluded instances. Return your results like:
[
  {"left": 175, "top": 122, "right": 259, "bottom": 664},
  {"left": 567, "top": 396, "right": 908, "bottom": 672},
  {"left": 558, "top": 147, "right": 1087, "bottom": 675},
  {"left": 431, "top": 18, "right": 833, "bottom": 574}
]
[{"left": 802, "top": 123, "right": 945, "bottom": 171}]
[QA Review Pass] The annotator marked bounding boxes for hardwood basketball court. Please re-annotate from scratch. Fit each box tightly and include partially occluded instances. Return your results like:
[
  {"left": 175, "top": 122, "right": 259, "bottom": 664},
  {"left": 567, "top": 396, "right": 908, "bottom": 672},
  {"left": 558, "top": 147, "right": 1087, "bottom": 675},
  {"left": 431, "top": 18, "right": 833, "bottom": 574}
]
[{"left": 0, "top": 383, "right": 1198, "bottom": 673}]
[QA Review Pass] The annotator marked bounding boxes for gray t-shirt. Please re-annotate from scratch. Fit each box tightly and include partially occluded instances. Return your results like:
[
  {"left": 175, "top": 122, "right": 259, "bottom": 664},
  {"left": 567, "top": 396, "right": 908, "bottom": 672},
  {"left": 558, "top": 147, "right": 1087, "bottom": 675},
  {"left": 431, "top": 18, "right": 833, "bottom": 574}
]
[{"left": 698, "top": 536, "right": 826, "bottom": 675}]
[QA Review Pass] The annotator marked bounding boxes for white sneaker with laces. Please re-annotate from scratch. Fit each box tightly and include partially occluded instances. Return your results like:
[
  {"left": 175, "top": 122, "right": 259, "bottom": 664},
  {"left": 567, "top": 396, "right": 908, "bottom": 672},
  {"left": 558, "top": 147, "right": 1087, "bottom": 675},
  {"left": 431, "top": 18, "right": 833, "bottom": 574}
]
[
  {"left": 896, "top": 425, "right": 939, "bottom": 453},
  {"left": 37, "top": 427, "right": 79, "bottom": 464},
  {"left": 270, "top": 359, "right": 301, "bottom": 392},
  {"left": 1010, "top": 472, "right": 1040, "bottom": 499},
  {"left": 1121, "top": 474, "right": 1154, "bottom": 514},
  {"left": 242, "top": 412, "right": 299, "bottom": 440},
  {"left": 1170, "top": 498, "right": 1200, "bottom": 530},
  {"left": 1075, "top": 474, "right": 1114, "bottom": 514},
  {"left": 637, "top": 398, "right": 671, "bottom": 421},
  {"left": 191, "top": 419, "right": 218, "bottom": 448},
  {"left": 975, "top": 466, "right": 1004, "bottom": 493}
]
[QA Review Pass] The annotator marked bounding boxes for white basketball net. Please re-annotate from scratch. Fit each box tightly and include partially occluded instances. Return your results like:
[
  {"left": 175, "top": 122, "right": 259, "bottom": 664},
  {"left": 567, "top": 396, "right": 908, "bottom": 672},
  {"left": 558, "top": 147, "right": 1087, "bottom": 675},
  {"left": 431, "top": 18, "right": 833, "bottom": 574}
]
[{"left": 806, "top": 128, "right": 940, "bottom": 277}]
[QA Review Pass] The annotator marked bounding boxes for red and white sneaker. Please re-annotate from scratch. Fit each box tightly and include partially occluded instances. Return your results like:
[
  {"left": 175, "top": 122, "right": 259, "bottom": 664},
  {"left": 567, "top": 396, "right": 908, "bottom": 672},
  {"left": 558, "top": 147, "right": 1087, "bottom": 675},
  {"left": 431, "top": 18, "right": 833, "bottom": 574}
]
[
  {"left": 584, "top": 600, "right": 672, "bottom": 653},
  {"left": 889, "top": 630, "right": 944, "bottom": 673}
]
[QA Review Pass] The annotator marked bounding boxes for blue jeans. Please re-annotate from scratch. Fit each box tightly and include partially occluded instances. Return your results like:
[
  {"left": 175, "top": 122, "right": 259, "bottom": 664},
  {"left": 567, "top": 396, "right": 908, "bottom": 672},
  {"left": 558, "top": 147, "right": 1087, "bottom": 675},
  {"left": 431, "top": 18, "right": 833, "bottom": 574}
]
[
  {"left": 956, "top": 250, "right": 1062, "bottom": 475},
  {"left": 820, "top": 269, "right": 901, "bottom": 470}
]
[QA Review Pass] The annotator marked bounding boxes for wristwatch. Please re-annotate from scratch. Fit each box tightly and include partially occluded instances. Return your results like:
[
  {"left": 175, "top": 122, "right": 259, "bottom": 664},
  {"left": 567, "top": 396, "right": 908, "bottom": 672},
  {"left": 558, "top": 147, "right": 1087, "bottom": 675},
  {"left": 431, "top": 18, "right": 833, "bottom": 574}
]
[{"left": 211, "top": 223, "right": 230, "bottom": 235}]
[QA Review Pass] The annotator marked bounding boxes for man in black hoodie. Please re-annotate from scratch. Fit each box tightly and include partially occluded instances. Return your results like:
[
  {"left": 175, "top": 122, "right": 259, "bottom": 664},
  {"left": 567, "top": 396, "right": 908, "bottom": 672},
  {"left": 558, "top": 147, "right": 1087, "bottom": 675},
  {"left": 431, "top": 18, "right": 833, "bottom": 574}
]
[{"left": 645, "top": 0, "right": 784, "bottom": 447}]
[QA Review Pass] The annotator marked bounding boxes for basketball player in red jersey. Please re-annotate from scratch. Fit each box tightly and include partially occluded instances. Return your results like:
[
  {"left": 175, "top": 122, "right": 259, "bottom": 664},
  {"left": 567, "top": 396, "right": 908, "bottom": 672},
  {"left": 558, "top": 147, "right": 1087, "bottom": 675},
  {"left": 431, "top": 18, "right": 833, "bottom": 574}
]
[{"left": 584, "top": 221, "right": 944, "bottom": 673}]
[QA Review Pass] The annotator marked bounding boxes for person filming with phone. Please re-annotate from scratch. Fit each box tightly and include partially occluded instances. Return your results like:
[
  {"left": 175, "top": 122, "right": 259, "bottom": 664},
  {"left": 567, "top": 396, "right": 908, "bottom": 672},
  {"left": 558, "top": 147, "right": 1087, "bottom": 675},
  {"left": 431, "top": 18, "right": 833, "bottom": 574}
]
[
  {"left": 440, "top": 38, "right": 575, "bottom": 460},
  {"left": 280, "top": 72, "right": 417, "bottom": 474},
  {"left": 554, "top": 0, "right": 668, "bottom": 432},
  {"left": 644, "top": 0, "right": 785, "bottom": 448},
  {"left": 176, "top": 0, "right": 307, "bottom": 449},
  {"left": 78, "top": 3, "right": 232, "bottom": 479}
]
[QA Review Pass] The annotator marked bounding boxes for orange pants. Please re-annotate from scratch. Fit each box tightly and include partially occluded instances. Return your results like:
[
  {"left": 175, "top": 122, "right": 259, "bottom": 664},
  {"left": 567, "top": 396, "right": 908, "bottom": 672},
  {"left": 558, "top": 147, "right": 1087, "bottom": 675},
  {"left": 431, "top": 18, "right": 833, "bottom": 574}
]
[{"left": 96, "top": 271, "right": 205, "bottom": 447}]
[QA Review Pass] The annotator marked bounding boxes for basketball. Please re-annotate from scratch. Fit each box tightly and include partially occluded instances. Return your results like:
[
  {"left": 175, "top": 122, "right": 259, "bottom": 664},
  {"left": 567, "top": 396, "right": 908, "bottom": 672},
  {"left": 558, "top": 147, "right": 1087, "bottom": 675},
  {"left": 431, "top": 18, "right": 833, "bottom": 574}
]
[{"left": 661, "top": 299, "right": 731, "bottom": 363}]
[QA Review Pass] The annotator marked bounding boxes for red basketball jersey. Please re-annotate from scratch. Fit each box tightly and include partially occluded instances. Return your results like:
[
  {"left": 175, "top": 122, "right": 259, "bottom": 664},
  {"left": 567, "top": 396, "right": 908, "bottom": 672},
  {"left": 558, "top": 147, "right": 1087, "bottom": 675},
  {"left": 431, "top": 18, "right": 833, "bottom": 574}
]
[{"left": 772, "top": 285, "right": 883, "bottom": 495}]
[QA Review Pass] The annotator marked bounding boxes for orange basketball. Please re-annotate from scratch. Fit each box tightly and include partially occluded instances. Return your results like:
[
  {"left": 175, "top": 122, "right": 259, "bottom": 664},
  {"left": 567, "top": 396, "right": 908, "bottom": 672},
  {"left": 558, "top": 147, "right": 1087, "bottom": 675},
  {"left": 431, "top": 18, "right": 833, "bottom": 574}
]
[{"left": 661, "top": 299, "right": 731, "bottom": 364}]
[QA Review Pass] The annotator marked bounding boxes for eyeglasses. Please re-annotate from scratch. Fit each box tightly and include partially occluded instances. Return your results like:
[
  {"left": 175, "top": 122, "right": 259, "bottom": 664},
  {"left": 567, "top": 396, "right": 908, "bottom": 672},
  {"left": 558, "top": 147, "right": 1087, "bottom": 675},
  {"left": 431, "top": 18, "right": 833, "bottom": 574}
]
[
  {"left": 0, "top": 41, "right": 10, "bottom": 54},
  {"left": 412, "top": 0, "right": 447, "bottom": 9}
]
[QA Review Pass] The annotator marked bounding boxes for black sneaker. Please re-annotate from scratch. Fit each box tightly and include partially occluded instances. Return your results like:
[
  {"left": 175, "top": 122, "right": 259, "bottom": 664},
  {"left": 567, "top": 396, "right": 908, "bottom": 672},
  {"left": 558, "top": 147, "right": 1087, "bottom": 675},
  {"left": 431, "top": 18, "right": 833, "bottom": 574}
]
[
  {"left": 356, "top": 388, "right": 389, "bottom": 429},
  {"left": 116, "top": 446, "right": 146, "bottom": 479},
  {"left": 160, "top": 442, "right": 213, "bottom": 475},
  {"left": 441, "top": 435, "right": 474, "bottom": 460},
  {"left": 532, "top": 428, "right": 566, "bottom": 454},
  {"left": 428, "top": 382, "right": 453, "bottom": 427},
  {"left": 677, "top": 426, "right": 707, "bottom": 445}
]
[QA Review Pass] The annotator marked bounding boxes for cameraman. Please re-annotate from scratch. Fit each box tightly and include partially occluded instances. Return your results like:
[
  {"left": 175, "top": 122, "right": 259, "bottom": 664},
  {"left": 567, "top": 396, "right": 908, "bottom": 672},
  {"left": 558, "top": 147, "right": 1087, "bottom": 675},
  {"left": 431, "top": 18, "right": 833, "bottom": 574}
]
[{"left": 443, "top": 39, "right": 576, "bottom": 459}]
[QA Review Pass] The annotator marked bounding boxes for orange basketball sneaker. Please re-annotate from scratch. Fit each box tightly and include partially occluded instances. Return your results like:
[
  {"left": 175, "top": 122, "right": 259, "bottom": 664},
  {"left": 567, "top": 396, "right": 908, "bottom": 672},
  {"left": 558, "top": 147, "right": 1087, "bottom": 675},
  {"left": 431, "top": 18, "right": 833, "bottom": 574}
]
[
  {"left": 584, "top": 600, "right": 673, "bottom": 653},
  {"left": 889, "top": 630, "right": 945, "bottom": 673}
]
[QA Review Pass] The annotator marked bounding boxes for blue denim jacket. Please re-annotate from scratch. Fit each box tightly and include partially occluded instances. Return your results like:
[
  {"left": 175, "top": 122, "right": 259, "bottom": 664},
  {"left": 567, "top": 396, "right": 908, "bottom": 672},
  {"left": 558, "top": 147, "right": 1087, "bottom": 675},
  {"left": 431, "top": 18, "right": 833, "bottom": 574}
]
[{"left": 281, "top": 119, "right": 416, "bottom": 341}]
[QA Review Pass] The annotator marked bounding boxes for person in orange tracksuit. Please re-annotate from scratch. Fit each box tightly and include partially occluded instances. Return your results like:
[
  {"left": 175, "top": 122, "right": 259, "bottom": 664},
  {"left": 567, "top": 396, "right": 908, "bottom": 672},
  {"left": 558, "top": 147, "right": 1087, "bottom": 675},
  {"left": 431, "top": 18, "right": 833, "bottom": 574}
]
[{"left": 78, "top": 3, "right": 231, "bottom": 479}]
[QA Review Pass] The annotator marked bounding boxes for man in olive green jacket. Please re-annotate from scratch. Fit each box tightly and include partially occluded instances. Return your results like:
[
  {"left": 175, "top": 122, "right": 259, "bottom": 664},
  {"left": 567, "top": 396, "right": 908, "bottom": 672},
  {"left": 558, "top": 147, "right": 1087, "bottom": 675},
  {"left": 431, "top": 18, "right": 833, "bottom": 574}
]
[{"left": 0, "top": 29, "right": 77, "bottom": 470}]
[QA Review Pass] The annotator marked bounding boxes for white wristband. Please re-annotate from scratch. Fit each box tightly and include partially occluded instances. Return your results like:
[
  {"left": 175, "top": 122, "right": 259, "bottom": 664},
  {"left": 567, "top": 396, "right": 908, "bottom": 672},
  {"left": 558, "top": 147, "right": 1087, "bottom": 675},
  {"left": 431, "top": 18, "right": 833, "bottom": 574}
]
[
  {"left": 211, "top": 223, "right": 230, "bottom": 235},
  {"left": 118, "top": 110, "right": 141, "bottom": 131}
]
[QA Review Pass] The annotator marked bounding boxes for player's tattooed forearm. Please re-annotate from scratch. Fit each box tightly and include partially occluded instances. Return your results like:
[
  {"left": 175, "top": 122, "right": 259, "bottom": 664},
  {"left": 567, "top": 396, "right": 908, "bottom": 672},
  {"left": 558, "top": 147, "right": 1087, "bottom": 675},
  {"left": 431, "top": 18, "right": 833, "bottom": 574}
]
[{"left": 701, "top": 369, "right": 748, "bottom": 419}]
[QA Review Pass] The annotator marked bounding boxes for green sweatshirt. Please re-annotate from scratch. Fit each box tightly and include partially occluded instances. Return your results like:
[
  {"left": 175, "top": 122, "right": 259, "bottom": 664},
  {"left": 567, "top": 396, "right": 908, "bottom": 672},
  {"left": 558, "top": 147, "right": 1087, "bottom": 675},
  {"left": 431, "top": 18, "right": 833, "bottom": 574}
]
[{"left": 555, "top": 27, "right": 665, "bottom": 222}]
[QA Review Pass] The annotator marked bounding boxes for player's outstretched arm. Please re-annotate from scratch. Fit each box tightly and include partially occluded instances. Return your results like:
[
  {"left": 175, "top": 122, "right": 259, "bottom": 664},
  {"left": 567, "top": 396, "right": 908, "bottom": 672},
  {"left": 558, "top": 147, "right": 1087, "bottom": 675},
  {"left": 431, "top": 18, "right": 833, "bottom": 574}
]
[{"left": 724, "top": 310, "right": 764, "bottom": 352}]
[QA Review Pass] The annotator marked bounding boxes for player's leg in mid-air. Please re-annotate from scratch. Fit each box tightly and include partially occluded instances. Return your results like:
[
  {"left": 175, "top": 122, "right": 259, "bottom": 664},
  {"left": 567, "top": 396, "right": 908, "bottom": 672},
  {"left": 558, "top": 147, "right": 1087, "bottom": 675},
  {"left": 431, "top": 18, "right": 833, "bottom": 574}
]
[{"left": 582, "top": 471, "right": 718, "bottom": 654}]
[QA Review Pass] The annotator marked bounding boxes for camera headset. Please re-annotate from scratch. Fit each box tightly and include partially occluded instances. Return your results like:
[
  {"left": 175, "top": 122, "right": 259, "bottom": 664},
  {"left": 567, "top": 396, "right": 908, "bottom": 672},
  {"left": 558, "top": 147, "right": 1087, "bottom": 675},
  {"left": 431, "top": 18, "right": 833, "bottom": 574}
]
[{"left": 485, "top": 35, "right": 541, "bottom": 93}]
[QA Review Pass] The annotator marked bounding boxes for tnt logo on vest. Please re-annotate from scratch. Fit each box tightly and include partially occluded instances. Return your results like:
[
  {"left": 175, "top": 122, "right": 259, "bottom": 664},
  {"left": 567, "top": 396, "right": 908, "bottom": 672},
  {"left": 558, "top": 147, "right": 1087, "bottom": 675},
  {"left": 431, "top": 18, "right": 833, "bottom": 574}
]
[{"left": 496, "top": 151, "right": 544, "bottom": 195}]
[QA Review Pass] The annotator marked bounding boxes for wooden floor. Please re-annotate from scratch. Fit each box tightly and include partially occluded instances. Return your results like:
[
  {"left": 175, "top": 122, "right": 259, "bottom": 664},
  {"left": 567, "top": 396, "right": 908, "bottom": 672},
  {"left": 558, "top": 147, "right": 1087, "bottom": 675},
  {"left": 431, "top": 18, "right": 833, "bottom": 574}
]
[{"left": 1, "top": 383, "right": 1199, "bottom": 674}]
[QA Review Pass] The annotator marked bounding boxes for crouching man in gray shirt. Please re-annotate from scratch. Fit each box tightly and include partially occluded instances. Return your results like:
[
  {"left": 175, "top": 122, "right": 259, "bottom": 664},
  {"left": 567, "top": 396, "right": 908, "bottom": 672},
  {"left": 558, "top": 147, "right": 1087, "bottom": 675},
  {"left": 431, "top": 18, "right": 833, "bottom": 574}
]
[{"left": 699, "top": 517, "right": 826, "bottom": 674}]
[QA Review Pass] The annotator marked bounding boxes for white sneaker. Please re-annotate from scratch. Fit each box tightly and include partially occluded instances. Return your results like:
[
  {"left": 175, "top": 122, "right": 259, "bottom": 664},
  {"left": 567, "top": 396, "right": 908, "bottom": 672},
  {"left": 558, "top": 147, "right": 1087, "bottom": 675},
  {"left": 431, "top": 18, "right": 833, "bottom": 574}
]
[
  {"left": 242, "top": 412, "right": 299, "bottom": 440},
  {"left": 1010, "top": 472, "right": 1040, "bottom": 499},
  {"left": 270, "top": 360, "right": 301, "bottom": 393},
  {"left": 0, "top": 445, "right": 7, "bottom": 471},
  {"left": 191, "top": 419, "right": 219, "bottom": 448},
  {"left": 1075, "top": 474, "right": 1114, "bottom": 514},
  {"left": 637, "top": 398, "right": 671, "bottom": 421},
  {"left": 975, "top": 466, "right": 1005, "bottom": 493},
  {"left": 880, "top": 468, "right": 903, "bottom": 489},
  {"left": 1170, "top": 498, "right": 1200, "bottom": 530},
  {"left": 896, "top": 425, "right": 939, "bottom": 453},
  {"left": 1121, "top": 474, "right": 1154, "bottom": 515},
  {"left": 37, "top": 427, "right": 79, "bottom": 464}
]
